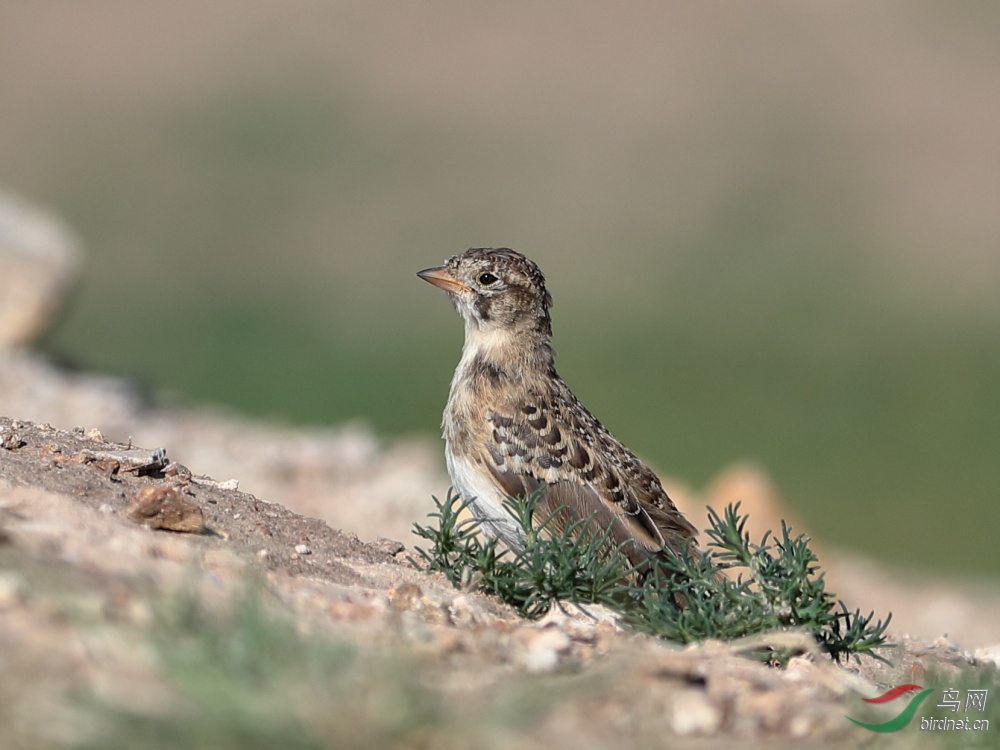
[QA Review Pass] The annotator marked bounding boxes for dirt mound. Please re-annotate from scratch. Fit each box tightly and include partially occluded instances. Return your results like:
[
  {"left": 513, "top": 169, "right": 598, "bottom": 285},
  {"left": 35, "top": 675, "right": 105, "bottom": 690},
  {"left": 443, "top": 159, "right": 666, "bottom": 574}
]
[{"left": 2, "top": 415, "right": 996, "bottom": 747}]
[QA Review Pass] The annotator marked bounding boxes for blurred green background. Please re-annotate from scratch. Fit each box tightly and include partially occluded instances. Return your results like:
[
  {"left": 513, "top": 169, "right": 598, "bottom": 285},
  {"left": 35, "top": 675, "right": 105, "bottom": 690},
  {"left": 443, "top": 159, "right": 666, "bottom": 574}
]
[{"left": 1, "top": 2, "right": 997, "bottom": 576}]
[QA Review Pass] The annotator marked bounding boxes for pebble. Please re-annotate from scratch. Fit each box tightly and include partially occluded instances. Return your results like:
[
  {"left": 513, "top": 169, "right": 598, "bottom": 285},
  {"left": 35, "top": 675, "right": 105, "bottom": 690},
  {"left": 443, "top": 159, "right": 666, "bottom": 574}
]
[
  {"left": 294, "top": 544, "right": 312, "bottom": 555},
  {"left": 974, "top": 644, "right": 1000, "bottom": 668},
  {"left": 447, "top": 594, "right": 485, "bottom": 628},
  {"left": 671, "top": 688, "right": 723, "bottom": 735},
  {"left": 125, "top": 485, "right": 205, "bottom": 534},
  {"left": 513, "top": 627, "right": 571, "bottom": 673},
  {"left": 0, "top": 572, "right": 28, "bottom": 609},
  {"left": 374, "top": 537, "right": 405, "bottom": 556}
]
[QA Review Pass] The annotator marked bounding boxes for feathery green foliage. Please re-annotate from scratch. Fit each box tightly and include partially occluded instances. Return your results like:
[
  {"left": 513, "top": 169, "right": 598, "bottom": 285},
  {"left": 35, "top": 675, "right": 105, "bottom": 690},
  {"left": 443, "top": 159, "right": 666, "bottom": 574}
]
[
  {"left": 411, "top": 490, "right": 890, "bottom": 664},
  {"left": 411, "top": 488, "right": 635, "bottom": 619}
]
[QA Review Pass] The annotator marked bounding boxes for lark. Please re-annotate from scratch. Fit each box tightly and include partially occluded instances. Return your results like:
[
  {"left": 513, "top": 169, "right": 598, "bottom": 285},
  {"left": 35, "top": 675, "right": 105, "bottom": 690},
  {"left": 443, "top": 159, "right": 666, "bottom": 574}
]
[{"left": 418, "top": 247, "right": 698, "bottom": 571}]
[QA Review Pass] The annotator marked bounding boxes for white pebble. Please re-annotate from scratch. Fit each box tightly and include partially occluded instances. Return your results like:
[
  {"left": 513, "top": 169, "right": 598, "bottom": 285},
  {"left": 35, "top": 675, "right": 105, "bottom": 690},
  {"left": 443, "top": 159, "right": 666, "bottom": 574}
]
[
  {"left": 671, "top": 689, "right": 722, "bottom": 735},
  {"left": 0, "top": 572, "right": 28, "bottom": 609}
]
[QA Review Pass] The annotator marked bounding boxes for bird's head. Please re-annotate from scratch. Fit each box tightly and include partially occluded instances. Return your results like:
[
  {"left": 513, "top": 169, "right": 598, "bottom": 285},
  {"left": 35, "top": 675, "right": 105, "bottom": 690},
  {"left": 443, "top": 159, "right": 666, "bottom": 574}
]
[{"left": 418, "top": 248, "right": 553, "bottom": 344}]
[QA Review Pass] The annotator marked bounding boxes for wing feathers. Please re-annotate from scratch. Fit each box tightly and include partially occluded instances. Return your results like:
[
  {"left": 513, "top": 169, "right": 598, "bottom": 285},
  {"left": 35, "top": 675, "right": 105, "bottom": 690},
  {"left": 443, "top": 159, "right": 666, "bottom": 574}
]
[{"left": 473, "top": 376, "right": 696, "bottom": 560}]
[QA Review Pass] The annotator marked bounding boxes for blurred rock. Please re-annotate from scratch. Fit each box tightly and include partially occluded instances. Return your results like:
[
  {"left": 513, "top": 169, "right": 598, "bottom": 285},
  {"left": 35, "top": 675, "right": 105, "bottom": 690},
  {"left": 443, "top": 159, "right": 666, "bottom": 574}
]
[
  {"left": 0, "top": 190, "right": 81, "bottom": 348},
  {"left": 125, "top": 485, "right": 205, "bottom": 533},
  {"left": 975, "top": 644, "right": 1000, "bottom": 668},
  {"left": 511, "top": 625, "right": 572, "bottom": 673},
  {"left": 670, "top": 688, "right": 723, "bottom": 736},
  {"left": 702, "top": 461, "right": 812, "bottom": 545},
  {"left": 0, "top": 349, "right": 444, "bottom": 547}
]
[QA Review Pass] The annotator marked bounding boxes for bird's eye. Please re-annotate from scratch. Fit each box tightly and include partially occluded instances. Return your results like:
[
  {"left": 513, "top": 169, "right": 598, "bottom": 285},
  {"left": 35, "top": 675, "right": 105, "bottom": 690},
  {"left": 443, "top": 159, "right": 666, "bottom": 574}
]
[{"left": 478, "top": 272, "right": 499, "bottom": 285}]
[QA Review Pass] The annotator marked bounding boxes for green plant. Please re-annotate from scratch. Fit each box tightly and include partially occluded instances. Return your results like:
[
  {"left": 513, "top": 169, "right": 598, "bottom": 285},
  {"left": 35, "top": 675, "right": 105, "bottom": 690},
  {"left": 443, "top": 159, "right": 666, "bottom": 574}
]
[
  {"left": 411, "top": 488, "right": 635, "bottom": 619},
  {"left": 411, "top": 490, "right": 890, "bottom": 664}
]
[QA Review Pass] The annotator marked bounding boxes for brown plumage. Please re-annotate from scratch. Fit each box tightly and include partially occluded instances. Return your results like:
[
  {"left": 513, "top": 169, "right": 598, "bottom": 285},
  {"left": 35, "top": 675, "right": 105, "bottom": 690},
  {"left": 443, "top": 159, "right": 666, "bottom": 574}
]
[{"left": 418, "top": 247, "right": 697, "bottom": 571}]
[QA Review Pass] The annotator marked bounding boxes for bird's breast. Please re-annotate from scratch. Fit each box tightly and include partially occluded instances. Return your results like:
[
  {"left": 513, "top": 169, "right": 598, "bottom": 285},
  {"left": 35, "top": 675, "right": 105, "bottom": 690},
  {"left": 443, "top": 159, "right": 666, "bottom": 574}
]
[{"left": 444, "top": 438, "right": 525, "bottom": 549}]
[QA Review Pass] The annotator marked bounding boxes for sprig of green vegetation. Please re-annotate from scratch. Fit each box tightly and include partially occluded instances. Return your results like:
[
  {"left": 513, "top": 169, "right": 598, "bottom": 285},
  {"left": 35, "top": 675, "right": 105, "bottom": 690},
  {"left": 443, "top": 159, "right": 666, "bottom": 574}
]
[
  {"left": 411, "top": 489, "right": 635, "bottom": 618},
  {"left": 411, "top": 490, "right": 890, "bottom": 664}
]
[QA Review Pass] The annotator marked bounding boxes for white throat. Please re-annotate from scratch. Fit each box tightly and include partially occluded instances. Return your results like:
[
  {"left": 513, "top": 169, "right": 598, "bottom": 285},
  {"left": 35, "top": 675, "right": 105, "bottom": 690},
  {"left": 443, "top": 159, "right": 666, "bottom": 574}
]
[{"left": 463, "top": 322, "right": 517, "bottom": 356}]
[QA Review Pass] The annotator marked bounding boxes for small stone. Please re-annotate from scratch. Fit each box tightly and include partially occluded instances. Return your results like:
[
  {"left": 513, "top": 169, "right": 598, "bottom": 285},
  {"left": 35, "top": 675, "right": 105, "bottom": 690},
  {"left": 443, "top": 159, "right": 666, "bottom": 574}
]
[
  {"left": 671, "top": 689, "right": 722, "bottom": 736},
  {"left": 92, "top": 457, "right": 121, "bottom": 476},
  {"left": 98, "top": 503, "right": 114, "bottom": 514},
  {"left": 784, "top": 656, "right": 815, "bottom": 682},
  {"left": 513, "top": 627, "right": 572, "bottom": 673},
  {"left": 83, "top": 446, "right": 168, "bottom": 475},
  {"left": 294, "top": 544, "right": 312, "bottom": 555},
  {"left": 218, "top": 479, "right": 239, "bottom": 491},
  {"left": 388, "top": 583, "right": 423, "bottom": 611},
  {"left": 85, "top": 428, "right": 105, "bottom": 441},
  {"left": 164, "top": 463, "right": 192, "bottom": 482},
  {"left": 125, "top": 485, "right": 205, "bottom": 533},
  {"left": 0, "top": 429, "right": 25, "bottom": 450},
  {"left": 974, "top": 644, "right": 1000, "bottom": 668},
  {"left": 256, "top": 549, "right": 269, "bottom": 560},
  {"left": 447, "top": 594, "right": 485, "bottom": 628},
  {"left": 788, "top": 712, "right": 819, "bottom": 738},
  {"left": 0, "top": 572, "right": 28, "bottom": 609},
  {"left": 375, "top": 537, "right": 405, "bottom": 556}
]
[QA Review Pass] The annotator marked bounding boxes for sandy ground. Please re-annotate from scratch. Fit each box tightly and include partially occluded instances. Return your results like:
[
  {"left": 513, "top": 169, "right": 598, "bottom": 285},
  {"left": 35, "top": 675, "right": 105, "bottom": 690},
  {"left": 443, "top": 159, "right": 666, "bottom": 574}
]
[{"left": 1, "top": 360, "right": 998, "bottom": 745}]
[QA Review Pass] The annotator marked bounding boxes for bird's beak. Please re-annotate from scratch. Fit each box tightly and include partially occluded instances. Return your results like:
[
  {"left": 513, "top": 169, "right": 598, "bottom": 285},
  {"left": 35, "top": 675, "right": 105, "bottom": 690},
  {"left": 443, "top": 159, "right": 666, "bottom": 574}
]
[{"left": 417, "top": 266, "right": 469, "bottom": 294}]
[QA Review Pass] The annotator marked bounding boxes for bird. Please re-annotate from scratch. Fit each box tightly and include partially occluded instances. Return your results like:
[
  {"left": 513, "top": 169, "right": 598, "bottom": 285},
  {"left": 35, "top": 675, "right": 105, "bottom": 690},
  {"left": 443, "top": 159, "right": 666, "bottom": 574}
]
[{"left": 417, "top": 247, "right": 698, "bottom": 572}]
